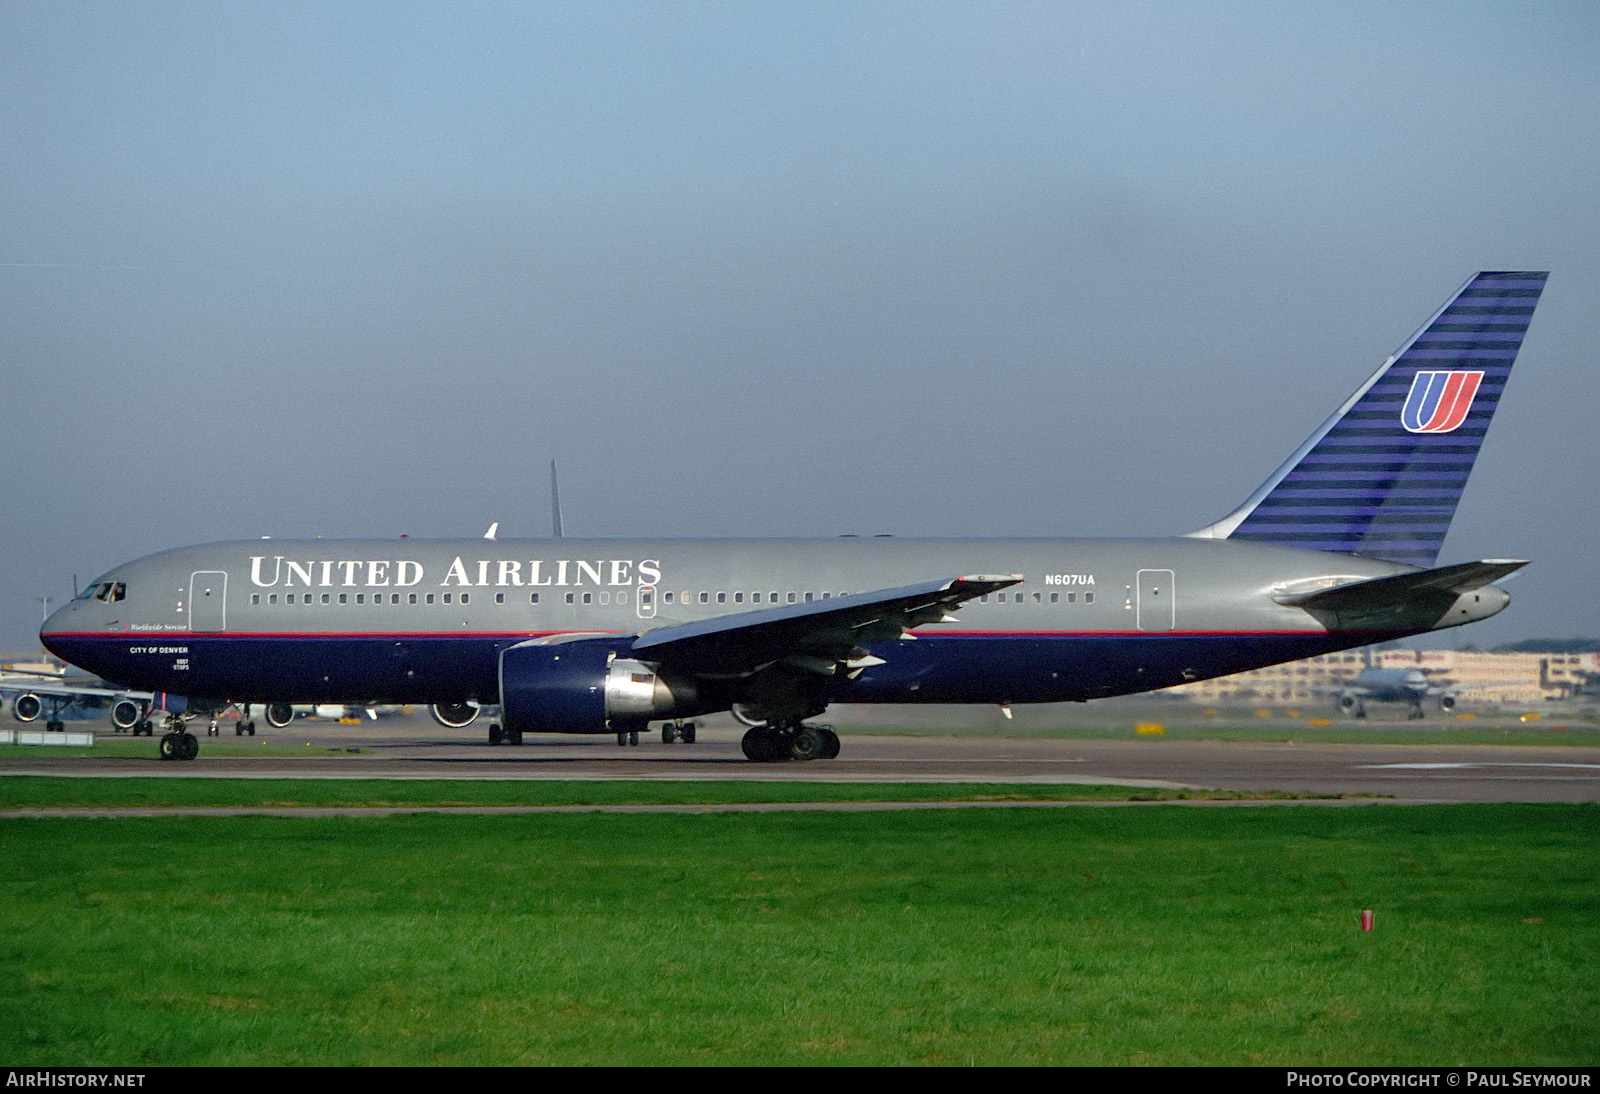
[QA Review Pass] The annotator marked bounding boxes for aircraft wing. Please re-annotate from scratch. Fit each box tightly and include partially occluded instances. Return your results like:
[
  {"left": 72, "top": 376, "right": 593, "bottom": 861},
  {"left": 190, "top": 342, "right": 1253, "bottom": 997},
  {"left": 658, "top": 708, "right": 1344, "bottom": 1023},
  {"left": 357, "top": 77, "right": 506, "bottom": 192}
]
[
  {"left": 631, "top": 574, "right": 1022, "bottom": 678},
  {"left": 0, "top": 681, "right": 132, "bottom": 702},
  {"left": 1276, "top": 560, "right": 1528, "bottom": 631}
]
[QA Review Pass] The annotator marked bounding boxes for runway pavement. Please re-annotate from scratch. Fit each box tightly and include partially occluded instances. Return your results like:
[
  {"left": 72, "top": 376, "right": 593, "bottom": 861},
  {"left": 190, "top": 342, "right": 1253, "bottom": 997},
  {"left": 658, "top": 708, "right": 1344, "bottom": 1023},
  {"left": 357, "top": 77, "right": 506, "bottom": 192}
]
[{"left": 3, "top": 712, "right": 1598, "bottom": 803}]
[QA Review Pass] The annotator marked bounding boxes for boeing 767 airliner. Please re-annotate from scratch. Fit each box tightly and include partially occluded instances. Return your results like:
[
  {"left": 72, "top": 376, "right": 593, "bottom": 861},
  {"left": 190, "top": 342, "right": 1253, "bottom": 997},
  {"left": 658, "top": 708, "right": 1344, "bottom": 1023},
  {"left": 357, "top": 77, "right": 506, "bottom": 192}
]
[{"left": 41, "top": 271, "right": 1547, "bottom": 761}]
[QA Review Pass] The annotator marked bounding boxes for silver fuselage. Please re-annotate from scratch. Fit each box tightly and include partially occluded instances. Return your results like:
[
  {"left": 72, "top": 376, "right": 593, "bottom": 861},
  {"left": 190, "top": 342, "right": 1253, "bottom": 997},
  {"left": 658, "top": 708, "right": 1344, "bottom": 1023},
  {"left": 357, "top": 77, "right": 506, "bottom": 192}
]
[{"left": 41, "top": 535, "right": 1506, "bottom": 710}]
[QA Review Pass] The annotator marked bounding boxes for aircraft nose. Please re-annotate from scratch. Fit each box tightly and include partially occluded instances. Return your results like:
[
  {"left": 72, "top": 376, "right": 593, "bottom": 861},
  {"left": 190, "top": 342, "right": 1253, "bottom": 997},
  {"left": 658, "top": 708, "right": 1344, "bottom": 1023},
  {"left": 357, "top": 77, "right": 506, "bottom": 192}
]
[{"left": 39, "top": 601, "right": 74, "bottom": 654}]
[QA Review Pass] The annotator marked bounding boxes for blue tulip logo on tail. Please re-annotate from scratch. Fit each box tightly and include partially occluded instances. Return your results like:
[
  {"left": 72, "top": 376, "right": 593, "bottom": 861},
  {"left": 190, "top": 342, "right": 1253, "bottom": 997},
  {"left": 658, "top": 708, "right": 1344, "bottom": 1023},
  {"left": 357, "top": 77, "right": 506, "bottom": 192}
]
[{"left": 1401, "top": 370, "right": 1484, "bottom": 433}]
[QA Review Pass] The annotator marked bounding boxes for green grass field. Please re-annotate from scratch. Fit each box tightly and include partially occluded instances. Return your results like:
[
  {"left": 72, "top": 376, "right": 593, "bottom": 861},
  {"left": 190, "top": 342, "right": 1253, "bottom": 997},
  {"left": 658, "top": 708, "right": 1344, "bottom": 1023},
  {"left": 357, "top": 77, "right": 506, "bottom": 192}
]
[
  {"left": 0, "top": 776, "right": 1330, "bottom": 810},
  {"left": 2, "top": 794, "right": 1594, "bottom": 1065}
]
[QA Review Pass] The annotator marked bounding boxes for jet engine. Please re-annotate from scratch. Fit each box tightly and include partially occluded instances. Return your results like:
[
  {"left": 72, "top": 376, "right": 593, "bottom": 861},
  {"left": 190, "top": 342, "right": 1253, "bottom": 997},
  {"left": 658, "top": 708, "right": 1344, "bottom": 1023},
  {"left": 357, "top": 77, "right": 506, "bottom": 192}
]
[
  {"left": 429, "top": 700, "right": 480, "bottom": 728},
  {"left": 13, "top": 693, "right": 41, "bottom": 722},
  {"left": 1439, "top": 694, "right": 1456, "bottom": 711},
  {"left": 265, "top": 702, "right": 296, "bottom": 728},
  {"left": 111, "top": 699, "right": 142, "bottom": 730},
  {"left": 500, "top": 639, "right": 694, "bottom": 735}
]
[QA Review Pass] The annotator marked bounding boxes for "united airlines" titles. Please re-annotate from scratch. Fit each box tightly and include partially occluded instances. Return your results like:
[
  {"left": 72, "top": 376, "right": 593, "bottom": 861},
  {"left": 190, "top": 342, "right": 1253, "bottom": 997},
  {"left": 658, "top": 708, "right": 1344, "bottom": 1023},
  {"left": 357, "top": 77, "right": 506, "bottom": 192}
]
[{"left": 249, "top": 556, "right": 663, "bottom": 589}]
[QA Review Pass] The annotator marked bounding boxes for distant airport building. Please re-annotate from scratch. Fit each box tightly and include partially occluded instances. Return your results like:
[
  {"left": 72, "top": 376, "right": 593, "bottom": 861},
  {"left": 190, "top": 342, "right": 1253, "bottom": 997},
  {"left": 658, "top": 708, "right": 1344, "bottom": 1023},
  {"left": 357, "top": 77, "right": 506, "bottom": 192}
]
[{"left": 1167, "top": 650, "right": 1599, "bottom": 706}]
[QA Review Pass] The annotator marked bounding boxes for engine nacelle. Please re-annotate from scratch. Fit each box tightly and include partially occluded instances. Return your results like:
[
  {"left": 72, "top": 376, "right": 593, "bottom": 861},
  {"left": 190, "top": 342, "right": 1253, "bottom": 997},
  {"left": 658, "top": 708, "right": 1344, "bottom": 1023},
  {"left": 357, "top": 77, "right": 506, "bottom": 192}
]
[
  {"left": 1439, "top": 694, "right": 1456, "bottom": 711},
  {"left": 429, "top": 700, "right": 480, "bottom": 728},
  {"left": 264, "top": 702, "right": 296, "bottom": 728},
  {"left": 111, "top": 699, "right": 142, "bottom": 730},
  {"left": 500, "top": 639, "right": 694, "bottom": 735},
  {"left": 13, "top": 693, "right": 42, "bottom": 722}
]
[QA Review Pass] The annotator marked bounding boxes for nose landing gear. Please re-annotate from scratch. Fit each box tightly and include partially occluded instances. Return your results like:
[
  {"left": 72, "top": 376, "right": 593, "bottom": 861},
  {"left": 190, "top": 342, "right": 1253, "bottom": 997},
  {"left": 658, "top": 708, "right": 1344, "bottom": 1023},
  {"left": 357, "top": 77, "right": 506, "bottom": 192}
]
[{"left": 150, "top": 710, "right": 207, "bottom": 761}]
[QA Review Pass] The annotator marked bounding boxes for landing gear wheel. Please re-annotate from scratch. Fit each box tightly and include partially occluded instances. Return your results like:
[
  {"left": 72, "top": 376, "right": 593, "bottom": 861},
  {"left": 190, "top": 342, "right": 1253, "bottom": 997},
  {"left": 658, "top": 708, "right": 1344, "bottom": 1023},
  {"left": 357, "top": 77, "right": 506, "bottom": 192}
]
[
  {"left": 136, "top": 719, "right": 153, "bottom": 737},
  {"left": 629, "top": 729, "right": 639, "bottom": 746},
  {"left": 159, "top": 732, "right": 181, "bottom": 760},
  {"left": 789, "top": 724, "right": 827, "bottom": 761},
  {"left": 819, "top": 727, "right": 840, "bottom": 759},
  {"left": 179, "top": 732, "right": 199, "bottom": 760},
  {"left": 46, "top": 719, "right": 64, "bottom": 733},
  {"left": 489, "top": 723, "right": 504, "bottom": 745},
  {"left": 662, "top": 723, "right": 679, "bottom": 744},
  {"left": 506, "top": 727, "right": 523, "bottom": 745},
  {"left": 681, "top": 722, "right": 696, "bottom": 744},
  {"left": 741, "top": 726, "right": 787, "bottom": 763}
]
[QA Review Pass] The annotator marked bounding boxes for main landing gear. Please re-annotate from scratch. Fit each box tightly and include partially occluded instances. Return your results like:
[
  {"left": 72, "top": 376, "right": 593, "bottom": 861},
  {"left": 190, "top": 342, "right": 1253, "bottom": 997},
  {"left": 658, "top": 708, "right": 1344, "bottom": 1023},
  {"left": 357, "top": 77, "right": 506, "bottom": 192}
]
[{"left": 740, "top": 721, "right": 840, "bottom": 763}]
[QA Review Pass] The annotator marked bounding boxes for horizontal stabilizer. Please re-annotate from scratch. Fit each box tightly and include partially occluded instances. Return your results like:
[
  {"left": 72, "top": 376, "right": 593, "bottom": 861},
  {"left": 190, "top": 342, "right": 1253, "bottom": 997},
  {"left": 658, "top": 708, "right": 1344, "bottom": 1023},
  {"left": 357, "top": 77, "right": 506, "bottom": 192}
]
[{"left": 1276, "top": 559, "right": 1526, "bottom": 631}]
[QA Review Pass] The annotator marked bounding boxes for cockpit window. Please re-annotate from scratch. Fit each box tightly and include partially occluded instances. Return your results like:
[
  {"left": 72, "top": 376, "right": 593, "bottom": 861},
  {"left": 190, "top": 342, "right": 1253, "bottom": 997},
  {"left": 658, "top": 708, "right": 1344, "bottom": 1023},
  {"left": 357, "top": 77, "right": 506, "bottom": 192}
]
[{"left": 78, "top": 582, "right": 126, "bottom": 603}]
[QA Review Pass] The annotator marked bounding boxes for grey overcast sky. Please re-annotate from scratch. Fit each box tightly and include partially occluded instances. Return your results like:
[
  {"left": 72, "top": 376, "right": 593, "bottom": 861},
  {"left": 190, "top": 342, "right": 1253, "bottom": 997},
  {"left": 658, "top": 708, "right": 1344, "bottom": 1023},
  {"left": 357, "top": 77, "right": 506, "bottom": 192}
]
[{"left": 3, "top": 1, "right": 1597, "bottom": 651}]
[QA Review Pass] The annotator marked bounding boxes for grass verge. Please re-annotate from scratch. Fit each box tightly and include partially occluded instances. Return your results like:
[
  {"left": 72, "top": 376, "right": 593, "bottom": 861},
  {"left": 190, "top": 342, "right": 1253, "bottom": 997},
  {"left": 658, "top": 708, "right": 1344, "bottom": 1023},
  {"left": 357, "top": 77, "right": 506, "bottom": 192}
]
[
  {"left": 2, "top": 803, "right": 1594, "bottom": 1065},
  {"left": 0, "top": 777, "right": 1331, "bottom": 810}
]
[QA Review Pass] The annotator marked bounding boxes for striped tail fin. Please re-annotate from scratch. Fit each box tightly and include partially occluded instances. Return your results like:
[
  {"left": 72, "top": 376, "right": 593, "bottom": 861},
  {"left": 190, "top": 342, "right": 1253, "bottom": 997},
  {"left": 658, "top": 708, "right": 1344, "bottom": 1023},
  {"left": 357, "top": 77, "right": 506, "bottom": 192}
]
[{"left": 1191, "top": 271, "right": 1547, "bottom": 567}]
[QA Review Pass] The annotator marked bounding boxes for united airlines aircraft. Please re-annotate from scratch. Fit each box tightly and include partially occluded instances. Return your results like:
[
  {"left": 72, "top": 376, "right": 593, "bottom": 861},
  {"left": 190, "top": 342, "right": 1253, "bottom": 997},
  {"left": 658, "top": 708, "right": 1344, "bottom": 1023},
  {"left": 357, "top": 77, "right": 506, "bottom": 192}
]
[{"left": 41, "top": 272, "right": 1547, "bottom": 762}]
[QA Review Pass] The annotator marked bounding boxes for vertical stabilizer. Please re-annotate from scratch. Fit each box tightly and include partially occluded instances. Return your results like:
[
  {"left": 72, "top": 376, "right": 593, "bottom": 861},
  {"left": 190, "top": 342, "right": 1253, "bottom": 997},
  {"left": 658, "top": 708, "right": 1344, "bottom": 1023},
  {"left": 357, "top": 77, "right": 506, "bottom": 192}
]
[{"left": 1190, "top": 271, "right": 1547, "bottom": 567}]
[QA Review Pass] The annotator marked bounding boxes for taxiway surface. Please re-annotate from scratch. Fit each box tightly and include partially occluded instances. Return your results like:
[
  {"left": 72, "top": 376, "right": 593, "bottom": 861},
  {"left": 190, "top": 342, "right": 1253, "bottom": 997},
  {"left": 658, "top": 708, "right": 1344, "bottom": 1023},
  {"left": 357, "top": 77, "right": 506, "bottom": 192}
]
[{"left": 3, "top": 713, "right": 1597, "bottom": 803}]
